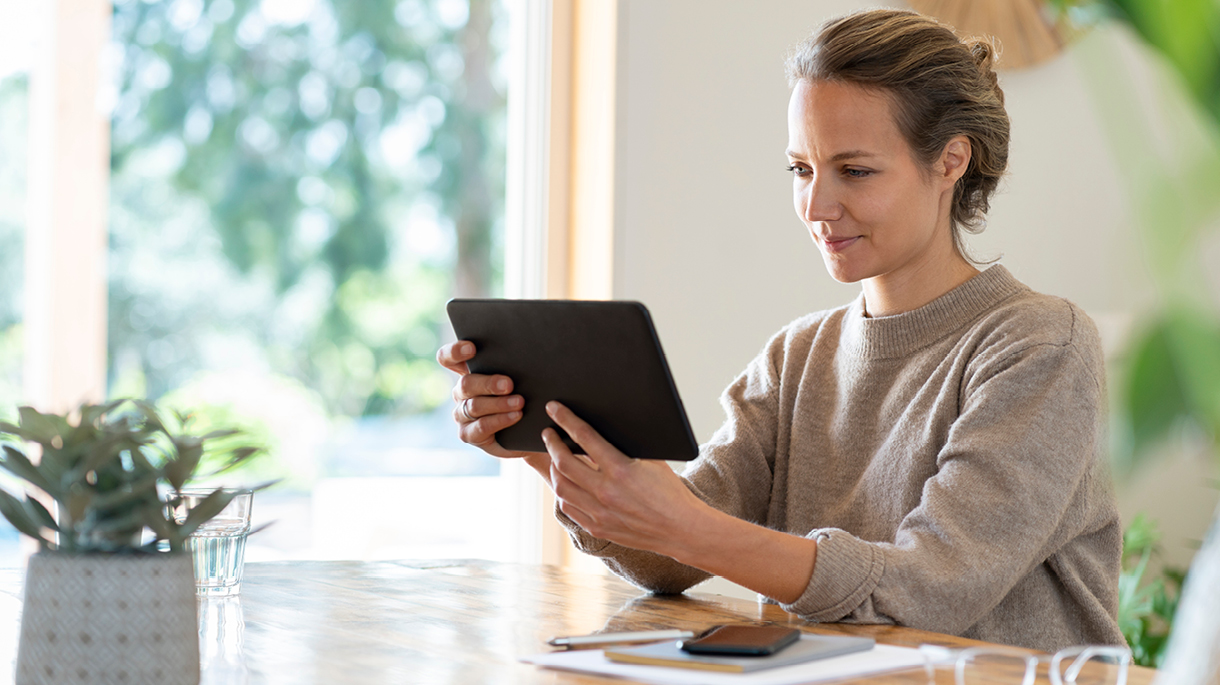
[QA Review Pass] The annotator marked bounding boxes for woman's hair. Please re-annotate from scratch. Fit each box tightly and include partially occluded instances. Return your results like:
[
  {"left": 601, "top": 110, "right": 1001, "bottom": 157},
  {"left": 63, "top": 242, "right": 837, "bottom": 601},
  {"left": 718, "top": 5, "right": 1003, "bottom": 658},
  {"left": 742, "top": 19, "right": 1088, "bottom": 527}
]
[{"left": 785, "top": 8, "right": 1010, "bottom": 259}]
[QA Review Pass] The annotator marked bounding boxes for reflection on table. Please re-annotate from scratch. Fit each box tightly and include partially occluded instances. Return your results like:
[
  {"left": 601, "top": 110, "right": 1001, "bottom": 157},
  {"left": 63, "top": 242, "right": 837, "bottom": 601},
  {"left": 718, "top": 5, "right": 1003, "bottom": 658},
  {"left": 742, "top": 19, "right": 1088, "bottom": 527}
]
[{"left": 1, "top": 560, "right": 1159, "bottom": 684}]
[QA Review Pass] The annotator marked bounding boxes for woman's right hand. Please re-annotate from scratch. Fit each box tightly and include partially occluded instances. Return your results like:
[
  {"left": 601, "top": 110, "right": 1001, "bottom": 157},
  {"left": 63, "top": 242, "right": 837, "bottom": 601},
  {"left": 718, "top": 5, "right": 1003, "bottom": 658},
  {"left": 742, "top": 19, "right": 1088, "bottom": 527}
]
[{"left": 437, "top": 340, "right": 545, "bottom": 462}]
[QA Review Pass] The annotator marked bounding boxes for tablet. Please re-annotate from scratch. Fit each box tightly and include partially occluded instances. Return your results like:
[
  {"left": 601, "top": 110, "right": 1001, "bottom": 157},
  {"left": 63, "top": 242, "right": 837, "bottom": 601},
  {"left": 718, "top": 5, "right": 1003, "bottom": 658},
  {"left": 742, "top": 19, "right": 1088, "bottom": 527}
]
[{"left": 446, "top": 299, "right": 699, "bottom": 461}]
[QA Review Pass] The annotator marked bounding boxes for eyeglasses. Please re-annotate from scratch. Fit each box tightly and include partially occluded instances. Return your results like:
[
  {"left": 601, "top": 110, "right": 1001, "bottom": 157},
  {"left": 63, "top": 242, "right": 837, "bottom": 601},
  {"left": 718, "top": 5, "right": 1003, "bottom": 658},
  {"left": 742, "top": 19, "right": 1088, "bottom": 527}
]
[{"left": 918, "top": 644, "right": 1132, "bottom": 685}]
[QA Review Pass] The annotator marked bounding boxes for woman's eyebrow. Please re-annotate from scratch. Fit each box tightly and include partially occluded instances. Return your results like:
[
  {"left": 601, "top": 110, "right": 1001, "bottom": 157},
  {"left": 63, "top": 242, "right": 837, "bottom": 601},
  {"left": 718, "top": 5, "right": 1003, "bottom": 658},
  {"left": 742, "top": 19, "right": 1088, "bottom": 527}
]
[
  {"left": 784, "top": 149, "right": 879, "bottom": 162},
  {"left": 829, "top": 150, "right": 877, "bottom": 162}
]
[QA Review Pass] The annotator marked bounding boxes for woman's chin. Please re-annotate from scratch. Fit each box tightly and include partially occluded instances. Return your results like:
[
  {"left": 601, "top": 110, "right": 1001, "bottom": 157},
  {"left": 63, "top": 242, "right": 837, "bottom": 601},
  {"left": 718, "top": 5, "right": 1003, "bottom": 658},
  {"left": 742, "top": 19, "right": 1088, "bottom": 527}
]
[{"left": 819, "top": 255, "right": 869, "bottom": 285}]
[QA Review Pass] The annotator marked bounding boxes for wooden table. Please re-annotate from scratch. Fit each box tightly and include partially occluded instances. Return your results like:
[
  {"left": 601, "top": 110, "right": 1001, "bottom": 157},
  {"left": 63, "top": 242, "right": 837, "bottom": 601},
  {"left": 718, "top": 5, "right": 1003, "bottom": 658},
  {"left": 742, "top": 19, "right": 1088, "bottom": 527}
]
[{"left": 2, "top": 559, "right": 1157, "bottom": 684}]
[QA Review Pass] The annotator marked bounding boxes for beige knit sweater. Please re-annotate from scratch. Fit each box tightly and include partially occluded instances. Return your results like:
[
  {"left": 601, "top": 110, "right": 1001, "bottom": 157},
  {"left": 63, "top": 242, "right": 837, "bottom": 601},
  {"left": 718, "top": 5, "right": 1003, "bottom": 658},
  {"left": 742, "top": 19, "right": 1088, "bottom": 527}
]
[{"left": 560, "top": 266, "right": 1125, "bottom": 652}]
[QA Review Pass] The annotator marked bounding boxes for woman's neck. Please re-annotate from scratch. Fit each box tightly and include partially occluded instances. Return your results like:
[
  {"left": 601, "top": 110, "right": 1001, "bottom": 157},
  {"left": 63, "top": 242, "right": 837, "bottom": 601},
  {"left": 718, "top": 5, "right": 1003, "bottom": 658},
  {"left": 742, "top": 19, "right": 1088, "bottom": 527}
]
[{"left": 860, "top": 250, "right": 980, "bottom": 318}]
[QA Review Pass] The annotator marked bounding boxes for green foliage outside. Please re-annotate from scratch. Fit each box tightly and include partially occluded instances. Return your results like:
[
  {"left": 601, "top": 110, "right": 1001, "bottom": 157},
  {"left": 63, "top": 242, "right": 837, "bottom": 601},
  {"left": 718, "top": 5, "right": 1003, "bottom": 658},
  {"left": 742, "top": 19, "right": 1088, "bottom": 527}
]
[{"left": 107, "top": 0, "right": 506, "bottom": 431}]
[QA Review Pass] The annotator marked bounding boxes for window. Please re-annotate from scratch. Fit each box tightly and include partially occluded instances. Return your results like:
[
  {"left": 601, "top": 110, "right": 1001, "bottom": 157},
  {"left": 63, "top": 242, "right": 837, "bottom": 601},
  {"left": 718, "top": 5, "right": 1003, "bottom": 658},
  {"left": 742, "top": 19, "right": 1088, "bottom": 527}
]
[
  {"left": 0, "top": 3, "right": 32, "bottom": 566},
  {"left": 104, "top": 0, "right": 513, "bottom": 562}
]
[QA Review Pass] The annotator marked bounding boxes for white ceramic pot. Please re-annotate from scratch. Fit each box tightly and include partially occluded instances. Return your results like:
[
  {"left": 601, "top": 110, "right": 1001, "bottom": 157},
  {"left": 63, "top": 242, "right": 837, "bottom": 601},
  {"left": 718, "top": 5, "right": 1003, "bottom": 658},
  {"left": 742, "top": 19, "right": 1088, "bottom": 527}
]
[
  {"left": 1155, "top": 504, "right": 1220, "bottom": 685},
  {"left": 16, "top": 552, "right": 200, "bottom": 685}
]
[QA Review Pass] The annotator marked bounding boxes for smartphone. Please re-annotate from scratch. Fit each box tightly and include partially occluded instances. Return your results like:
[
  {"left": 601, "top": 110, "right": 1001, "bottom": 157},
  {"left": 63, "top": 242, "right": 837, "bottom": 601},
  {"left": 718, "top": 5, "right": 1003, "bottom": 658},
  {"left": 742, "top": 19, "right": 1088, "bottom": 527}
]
[{"left": 678, "top": 625, "right": 802, "bottom": 656}]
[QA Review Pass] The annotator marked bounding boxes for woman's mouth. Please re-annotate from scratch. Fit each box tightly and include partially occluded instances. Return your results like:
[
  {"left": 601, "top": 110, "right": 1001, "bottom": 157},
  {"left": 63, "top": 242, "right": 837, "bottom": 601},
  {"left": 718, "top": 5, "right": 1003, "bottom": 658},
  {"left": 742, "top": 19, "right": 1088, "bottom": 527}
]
[{"left": 820, "top": 235, "right": 861, "bottom": 254}]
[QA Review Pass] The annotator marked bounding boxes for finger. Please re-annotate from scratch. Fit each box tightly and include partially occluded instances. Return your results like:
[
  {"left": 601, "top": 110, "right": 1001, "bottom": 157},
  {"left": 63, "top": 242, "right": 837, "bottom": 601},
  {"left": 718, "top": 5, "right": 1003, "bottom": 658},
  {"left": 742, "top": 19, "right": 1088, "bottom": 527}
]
[
  {"left": 553, "top": 475, "right": 598, "bottom": 531},
  {"left": 542, "top": 427, "right": 600, "bottom": 473},
  {"left": 457, "top": 395, "right": 524, "bottom": 422},
  {"left": 547, "top": 447, "right": 604, "bottom": 525},
  {"left": 453, "top": 373, "right": 515, "bottom": 403},
  {"left": 545, "top": 401, "right": 629, "bottom": 468},
  {"left": 460, "top": 410, "right": 524, "bottom": 448},
  {"left": 554, "top": 483, "right": 599, "bottom": 533},
  {"left": 543, "top": 431, "right": 614, "bottom": 524},
  {"left": 437, "top": 341, "right": 475, "bottom": 375}
]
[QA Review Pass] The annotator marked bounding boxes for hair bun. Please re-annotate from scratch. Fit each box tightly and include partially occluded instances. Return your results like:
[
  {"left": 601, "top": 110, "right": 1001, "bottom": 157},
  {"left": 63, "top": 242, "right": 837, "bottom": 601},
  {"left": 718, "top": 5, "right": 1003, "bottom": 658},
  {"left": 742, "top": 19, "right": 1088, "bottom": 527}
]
[{"left": 968, "top": 37, "right": 1003, "bottom": 103}]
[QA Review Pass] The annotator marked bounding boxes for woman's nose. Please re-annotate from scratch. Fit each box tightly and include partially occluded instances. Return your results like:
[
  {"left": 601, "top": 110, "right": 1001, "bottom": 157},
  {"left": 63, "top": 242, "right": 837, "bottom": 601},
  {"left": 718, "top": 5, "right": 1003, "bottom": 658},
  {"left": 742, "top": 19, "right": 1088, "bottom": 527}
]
[{"left": 801, "top": 177, "right": 841, "bottom": 223}]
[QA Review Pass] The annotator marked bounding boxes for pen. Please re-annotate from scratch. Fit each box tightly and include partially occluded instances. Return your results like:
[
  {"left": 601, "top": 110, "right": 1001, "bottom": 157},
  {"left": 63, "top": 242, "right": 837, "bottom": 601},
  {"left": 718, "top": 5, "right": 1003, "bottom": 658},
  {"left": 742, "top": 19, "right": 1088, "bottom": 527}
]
[{"left": 547, "top": 629, "right": 696, "bottom": 649}]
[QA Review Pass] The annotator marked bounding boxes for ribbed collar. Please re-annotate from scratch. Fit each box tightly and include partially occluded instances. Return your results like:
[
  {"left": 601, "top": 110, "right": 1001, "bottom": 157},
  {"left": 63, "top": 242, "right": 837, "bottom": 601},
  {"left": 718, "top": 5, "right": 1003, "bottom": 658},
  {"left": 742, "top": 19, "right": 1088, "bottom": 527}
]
[{"left": 841, "top": 265, "right": 1027, "bottom": 360}]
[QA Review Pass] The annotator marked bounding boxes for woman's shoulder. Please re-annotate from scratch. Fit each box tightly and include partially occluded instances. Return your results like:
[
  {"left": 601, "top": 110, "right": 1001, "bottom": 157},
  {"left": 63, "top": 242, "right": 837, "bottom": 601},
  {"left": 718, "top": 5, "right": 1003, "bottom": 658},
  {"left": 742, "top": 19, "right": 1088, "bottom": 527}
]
[
  {"left": 976, "top": 286, "right": 1100, "bottom": 350},
  {"left": 769, "top": 302, "right": 854, "bottom": 348},
  {"left": 966, "top": 285, "right": 1105, "bottom": 381},
  {"left": 743, "top": 302, "right": 856, "bottom": 377}
]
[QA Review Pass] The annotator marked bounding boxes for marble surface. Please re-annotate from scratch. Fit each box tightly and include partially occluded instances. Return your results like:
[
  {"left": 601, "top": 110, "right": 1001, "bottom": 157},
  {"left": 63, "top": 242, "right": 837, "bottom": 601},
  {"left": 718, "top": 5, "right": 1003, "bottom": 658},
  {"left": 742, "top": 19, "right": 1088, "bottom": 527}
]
[{"left": 0, "top": 560, "right": 1159, "bottom": 684}]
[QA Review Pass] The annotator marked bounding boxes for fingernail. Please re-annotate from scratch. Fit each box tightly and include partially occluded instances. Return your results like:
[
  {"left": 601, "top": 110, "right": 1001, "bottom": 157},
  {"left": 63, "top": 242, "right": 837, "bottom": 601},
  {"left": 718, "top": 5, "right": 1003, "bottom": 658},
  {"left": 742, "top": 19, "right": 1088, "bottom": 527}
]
[
  {"left": 546, "top": 401, "right": 558, "bottom": 416},
  {"left": 461, "top": 342, "right": 473, "bottom": 356},
  {"left": 507, "top": 411, "right": 521, "bottom": 420},
  {"left": 496, "top": 379, "right": 509, "bottom": 393},
  {"left": 509, "top": 396, "right": 523, "bottom": 409}
]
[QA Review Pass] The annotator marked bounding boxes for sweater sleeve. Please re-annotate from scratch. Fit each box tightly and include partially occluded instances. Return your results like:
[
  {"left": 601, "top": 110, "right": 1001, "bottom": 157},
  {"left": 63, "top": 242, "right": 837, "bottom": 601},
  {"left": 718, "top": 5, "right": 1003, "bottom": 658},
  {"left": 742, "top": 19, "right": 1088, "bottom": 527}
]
[
  {"left": 780, "top": 323, "right": 1108, "bottom": 636},
  {"left": 555, "top": 328, "right": 787, "bottom": 593}
]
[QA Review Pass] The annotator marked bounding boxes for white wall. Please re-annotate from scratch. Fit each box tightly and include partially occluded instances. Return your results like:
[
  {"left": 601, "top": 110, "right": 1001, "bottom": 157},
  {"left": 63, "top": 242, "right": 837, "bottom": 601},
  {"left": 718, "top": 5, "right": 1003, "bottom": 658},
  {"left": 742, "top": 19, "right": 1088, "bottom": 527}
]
[{"left": 607, "top": 0, "right": 1218, "bottom": 587}]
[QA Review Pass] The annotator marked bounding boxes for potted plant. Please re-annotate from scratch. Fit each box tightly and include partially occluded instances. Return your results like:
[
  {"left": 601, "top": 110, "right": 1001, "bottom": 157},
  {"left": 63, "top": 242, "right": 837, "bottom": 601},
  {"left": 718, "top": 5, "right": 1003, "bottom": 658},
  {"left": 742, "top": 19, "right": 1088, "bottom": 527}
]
[{"left": 0, "top": 400, "right": 263, "bottom": 685}]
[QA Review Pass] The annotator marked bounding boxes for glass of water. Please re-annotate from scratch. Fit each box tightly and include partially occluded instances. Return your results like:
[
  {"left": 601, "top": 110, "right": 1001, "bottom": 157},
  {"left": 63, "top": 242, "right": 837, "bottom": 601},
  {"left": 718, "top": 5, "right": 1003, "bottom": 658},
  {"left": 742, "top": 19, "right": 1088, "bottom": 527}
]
[{"left": 176, "top": 488, "right": 254, "bottom": 597}]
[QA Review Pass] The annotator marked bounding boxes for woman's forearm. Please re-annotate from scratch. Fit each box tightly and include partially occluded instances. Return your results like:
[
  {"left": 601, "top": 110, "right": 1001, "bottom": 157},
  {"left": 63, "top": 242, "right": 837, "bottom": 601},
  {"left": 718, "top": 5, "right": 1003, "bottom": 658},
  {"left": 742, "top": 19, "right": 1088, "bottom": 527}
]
[{"left": 665, "top": 503, "right": 818, "bottom": 605}]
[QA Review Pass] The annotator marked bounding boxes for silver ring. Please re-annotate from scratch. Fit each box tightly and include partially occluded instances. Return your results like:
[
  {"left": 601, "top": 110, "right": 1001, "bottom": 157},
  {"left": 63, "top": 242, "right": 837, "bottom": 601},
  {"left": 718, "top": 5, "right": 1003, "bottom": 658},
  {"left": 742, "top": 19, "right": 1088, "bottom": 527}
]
[{"left": 459, "top": 398, "right": 474, "bottom": 422}]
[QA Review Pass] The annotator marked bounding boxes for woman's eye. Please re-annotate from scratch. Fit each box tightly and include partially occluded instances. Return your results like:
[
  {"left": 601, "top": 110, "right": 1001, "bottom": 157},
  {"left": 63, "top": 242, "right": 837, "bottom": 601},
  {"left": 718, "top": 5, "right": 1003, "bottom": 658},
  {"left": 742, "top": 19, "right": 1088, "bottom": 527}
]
[
  {"left": 844, "top": 167, "right": 873, "bottom": 178},
  {"left": 786, "top": 165, "right": 810, "bottom": 177}
]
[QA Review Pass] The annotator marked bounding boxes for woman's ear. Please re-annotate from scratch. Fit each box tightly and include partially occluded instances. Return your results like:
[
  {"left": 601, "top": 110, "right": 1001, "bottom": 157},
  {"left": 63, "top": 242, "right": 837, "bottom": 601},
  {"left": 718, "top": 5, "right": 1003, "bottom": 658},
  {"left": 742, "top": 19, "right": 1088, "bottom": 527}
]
[{"left": 938, "top": 135, "right": 972, "bottom": 188}]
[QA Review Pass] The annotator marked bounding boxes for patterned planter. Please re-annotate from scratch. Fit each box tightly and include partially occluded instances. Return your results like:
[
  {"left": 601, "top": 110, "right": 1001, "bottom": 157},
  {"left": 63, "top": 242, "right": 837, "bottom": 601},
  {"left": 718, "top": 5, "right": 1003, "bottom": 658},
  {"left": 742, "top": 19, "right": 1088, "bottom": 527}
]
[{"left": 16, "top": 552, "right": 200, "bottom": 685}]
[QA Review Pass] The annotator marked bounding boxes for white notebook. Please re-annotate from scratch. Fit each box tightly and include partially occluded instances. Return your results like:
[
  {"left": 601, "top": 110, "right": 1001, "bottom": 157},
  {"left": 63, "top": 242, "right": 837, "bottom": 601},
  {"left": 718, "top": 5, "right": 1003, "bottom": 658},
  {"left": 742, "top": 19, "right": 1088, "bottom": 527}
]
[{"left": 523, "top": 642, "right": 930, "bottom": 685}]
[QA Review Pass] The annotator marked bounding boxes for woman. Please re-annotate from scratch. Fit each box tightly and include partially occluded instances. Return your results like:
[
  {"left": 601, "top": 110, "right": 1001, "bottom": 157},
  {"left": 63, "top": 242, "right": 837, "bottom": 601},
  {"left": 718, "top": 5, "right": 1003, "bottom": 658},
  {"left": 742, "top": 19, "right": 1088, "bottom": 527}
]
[{"left": 437, "top": 8, "right": 1124, "bottom": 652}]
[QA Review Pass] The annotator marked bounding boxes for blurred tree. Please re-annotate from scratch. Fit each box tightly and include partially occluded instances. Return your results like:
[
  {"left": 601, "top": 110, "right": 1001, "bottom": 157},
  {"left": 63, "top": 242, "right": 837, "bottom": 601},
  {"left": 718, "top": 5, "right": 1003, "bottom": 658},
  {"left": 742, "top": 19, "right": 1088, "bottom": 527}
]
[{"left": 108, "top": 0, "right": 505, "bottom": 418}]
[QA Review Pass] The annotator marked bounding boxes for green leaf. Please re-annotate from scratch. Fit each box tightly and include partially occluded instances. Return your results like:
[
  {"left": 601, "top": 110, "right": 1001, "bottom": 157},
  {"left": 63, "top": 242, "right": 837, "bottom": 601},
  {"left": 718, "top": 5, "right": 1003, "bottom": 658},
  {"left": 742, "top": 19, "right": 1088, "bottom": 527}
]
[
  {"left": 144, "top": 505, "right": 184, "bottom": 551},
  {"left": 1122, "top": 512, "right": 1160, "bottom": 558},
  {"left": 132, "top": 400, "right": 165, "bottom": 432},
  {"left": 143, "top": 505, "right": 174, "bottom": 538},
  {"left": 1119, "top": 310, "right": 1220, "bottom": 472},
  {"left": 178, "top": 488, "right": 237, "bottom": 538},
  {"left": 164, "top": 443, "right": 204, "bottom": 491},
  {"left": 129, "top": 448, "right": 158, "bottom": 475},
  {"left": 78, "top": 400, "right": 125, "bottom": 429},
  {"left": 23, "top": 497, "right": 58, "bottom": 532},
  {"left": 0, "top": 490, "right": 52, "bottom": 547},
  {"left": 1116, "top": 512, "right": 1186, "bottom": 667},
  {"left": 0, "top": 445, "right": 56, "bottom": 496},
  {"left": 90, "top": 472, "right": 160, "bottom": 510},
  {"left": 17, "top": 406, "right": 64, "bottom": 446},
  {"left": 1122, "top": 319, "right": 1192, "bottom": 463},
  {"left": 86, "top": 508, "right": 149, "bottom": 537},
  {"left": 210, "top": 446, "right": 266, "bottom": 475},
  {"left": 1163, "top": 309, "right": 1220, "bottom": 434},
  {"left": 81, "top": 434, "right": 126, "bottom": 473}
]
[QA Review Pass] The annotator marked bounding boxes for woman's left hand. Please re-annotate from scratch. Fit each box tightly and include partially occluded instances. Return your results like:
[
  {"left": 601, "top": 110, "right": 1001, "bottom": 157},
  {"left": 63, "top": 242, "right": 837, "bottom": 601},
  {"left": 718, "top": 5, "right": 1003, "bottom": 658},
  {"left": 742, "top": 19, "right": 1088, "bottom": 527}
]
[{"left": 542, "top": 401, "right": 706, "bottom": 556}]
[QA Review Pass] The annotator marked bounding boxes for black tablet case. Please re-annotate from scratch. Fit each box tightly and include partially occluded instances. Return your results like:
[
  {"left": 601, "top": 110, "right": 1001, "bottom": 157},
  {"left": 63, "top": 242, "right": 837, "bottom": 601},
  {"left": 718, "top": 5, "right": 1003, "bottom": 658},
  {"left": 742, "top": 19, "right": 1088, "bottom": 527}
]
[{"left": 446, "top": 299, "right": 699, "bottom": 461}]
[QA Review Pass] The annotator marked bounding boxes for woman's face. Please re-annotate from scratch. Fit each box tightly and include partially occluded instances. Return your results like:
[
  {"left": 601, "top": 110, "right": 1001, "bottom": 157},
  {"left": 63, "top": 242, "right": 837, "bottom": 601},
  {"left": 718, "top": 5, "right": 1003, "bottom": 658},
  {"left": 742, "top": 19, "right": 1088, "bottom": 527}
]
[{"left": 786, "top": 79, "right": 962, "bottom": 288}]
